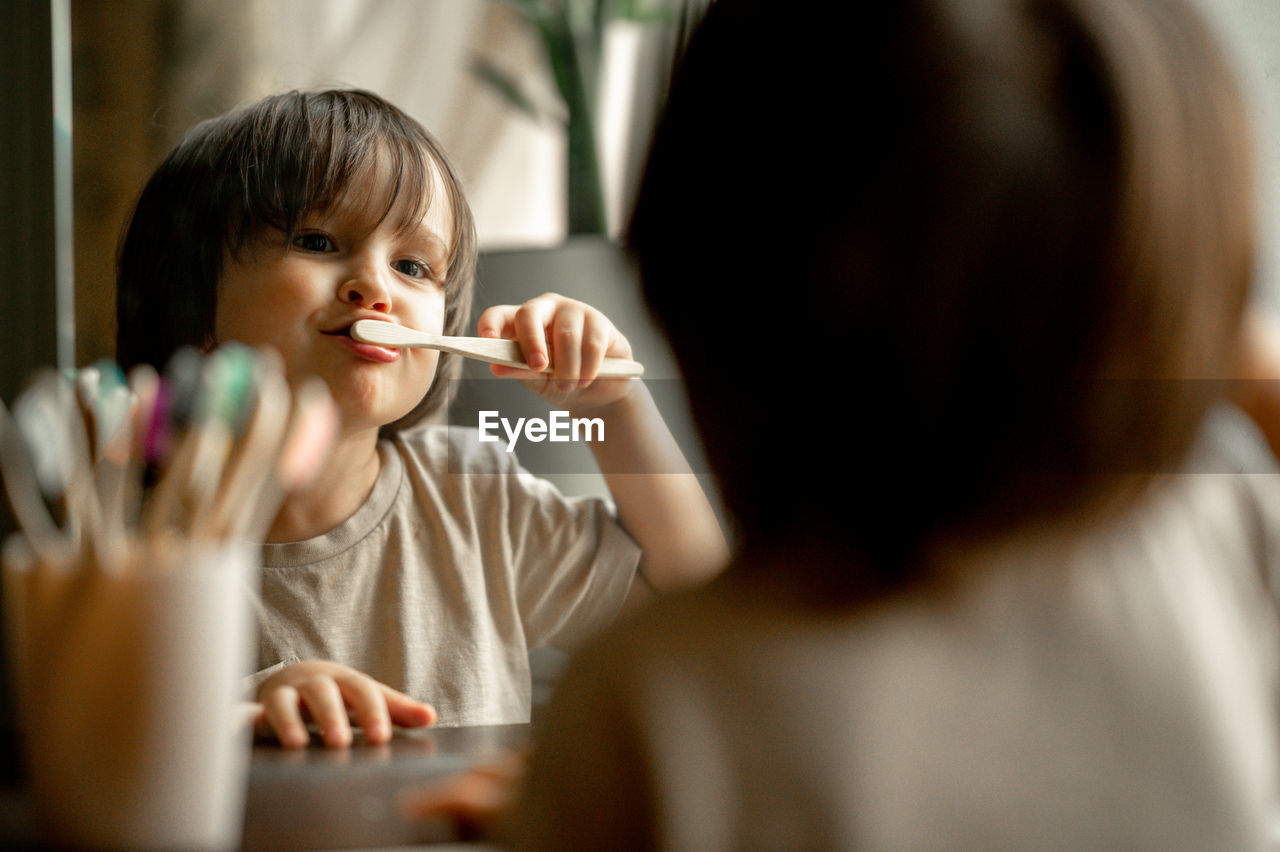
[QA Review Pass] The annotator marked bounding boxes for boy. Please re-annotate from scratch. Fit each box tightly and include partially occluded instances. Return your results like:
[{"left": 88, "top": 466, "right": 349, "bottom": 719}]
[{"left": 116, "top": 89, "right": 727, "bottom": 745}]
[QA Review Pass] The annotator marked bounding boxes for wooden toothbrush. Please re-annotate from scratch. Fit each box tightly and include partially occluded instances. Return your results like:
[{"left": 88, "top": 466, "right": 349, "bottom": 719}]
[{"left": 350, "top": 320, "right": 645, "bottom": 378}]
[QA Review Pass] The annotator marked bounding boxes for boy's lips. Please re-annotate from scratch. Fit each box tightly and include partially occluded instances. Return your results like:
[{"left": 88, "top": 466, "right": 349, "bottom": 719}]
[{"left": 324, "top": 324, "right": 400, "bottom": 363}]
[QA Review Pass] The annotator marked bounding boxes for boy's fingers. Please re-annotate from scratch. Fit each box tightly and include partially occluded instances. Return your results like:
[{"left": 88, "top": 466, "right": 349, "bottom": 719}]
[
  {"left": 476, "top": 305, "right": 517, "bottom": 340},
  {"left": 488, "top": 363, "right": 542, "bottom": 381},
  {"left": 296, "top": 676, "right": 353, "bottom": 748},
  {"left": 514, "top": 297, "right": 557, "bottom": 371},
  {"left": 242, "top": 700, "right": 267, "bottom": 729},
  {"left": 335, "top": 674, "right": 393, "bottom": 744},
  {"left": 482, "top": 306, "right": 549, "bottom": 375},
  {"left": 402, "top": 770, "right": 507, "bottom": 819},
  {"left": 381, "top": 684, "right": 439, "bottom": 728},
  {"left": 550, "top": 305, "right": 586, "bottom": 387},
  {"left": 262, "top": 685, "right": 310, "bottom": 749},
  {"left": 400, "top": 773, "right": 514, "bottom": 843},
  {"left": 401, "top": 751, "right": 528, "bottom": 837},
  {"left": 483, "top": 294, "right": 632, "bottom": 389},
  {"left": 578, "top": 311, "right": 619, "bottom": 383}
]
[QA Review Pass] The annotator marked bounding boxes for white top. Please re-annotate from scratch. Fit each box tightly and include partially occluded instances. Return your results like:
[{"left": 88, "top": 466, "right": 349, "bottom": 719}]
[
  {"left": 251, "top": 425, "right": 640, "bottom": 727},
  {"left": 512, "top": 471, "right": 1280, "bottom": 849}
]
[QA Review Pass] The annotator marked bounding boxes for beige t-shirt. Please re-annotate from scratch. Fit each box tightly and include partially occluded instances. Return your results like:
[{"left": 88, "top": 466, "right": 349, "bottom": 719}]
[
  {"left": 513, "top": 471, "right": 1280, "bottom": 849},
  {"left": 252, "top": 426, "right": 640, "bottom": 727}
]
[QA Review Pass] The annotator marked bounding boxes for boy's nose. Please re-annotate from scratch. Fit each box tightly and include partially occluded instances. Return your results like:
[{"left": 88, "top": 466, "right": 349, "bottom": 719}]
[{"left": 338, "top": 268, "right": 391, "bottom": 313}]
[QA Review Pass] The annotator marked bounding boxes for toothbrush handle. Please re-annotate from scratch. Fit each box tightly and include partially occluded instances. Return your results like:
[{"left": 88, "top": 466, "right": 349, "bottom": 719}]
[
  {"left": 350, "top": 321, "right": 645, "bottom": 378},
  {"left": 438, "top": 337, "right": 644, "bottom": 378}
]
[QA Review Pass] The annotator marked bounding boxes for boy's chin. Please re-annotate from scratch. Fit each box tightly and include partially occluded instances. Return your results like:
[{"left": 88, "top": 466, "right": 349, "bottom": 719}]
[
  {"left": 354, "top": 392, "right": 438, "bottom": 435},
  {"left": 329, "top": 368, "right": 439, "bottom": 432}
]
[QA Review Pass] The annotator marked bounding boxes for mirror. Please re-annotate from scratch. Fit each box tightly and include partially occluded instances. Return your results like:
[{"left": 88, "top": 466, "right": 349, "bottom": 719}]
[
  {"left": 70, "top": 0, "right": 709, "bottom": 368},
  {"left": 1, "top": 0, "right": 73, "bottom": 404}
]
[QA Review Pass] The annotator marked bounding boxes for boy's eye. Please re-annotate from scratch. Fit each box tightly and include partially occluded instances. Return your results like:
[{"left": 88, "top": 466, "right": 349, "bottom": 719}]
[
  {"left": 393, "top": 259, "right": 432, "bottom": 279},
  {"left": 293, "top": 232, "right": 335, "bottom": 252}
]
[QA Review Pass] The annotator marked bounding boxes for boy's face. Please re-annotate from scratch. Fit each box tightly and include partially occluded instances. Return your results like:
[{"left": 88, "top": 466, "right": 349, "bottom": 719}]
[{"left": 214, "top": 158, "right": 453, "bottom": 435}]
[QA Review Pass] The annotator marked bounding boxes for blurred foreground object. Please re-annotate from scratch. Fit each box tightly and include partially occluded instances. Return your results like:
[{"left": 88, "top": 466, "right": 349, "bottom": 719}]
[{"left": 0, "top": 347, "right": 336, "bottom": 849}]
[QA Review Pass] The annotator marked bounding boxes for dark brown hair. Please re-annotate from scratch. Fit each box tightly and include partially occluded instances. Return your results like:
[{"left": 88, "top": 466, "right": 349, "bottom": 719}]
[
  {"left": 116, "top": 88, "right": 477, "bottom": 430},
  {"left": 629, "top": 0, "right": 1255, "bottom": 600}
]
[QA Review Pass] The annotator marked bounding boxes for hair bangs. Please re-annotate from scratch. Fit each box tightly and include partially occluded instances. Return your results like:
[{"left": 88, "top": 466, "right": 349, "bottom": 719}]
[{"left": 232, "top": 91, "right": 474, "bottom": 301}]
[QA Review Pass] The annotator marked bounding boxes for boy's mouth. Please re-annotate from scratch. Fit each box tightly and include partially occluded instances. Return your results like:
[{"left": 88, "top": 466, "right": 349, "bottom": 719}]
[
  {"left": 324, "top": 323, "right": 400, "bottom": 363},
  {"left": 323, "top": 320, "right": 361, "bottom": 337}
]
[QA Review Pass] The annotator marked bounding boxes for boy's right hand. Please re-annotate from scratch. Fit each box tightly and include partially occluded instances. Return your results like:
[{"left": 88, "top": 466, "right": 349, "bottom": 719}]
[{"left": 252, "top": 660, "right": 436, "bottom": 749}]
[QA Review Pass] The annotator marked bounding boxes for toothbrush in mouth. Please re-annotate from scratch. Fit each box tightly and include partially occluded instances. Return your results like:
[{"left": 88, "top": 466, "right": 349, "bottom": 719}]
[{"left": 348, "top": 320, "right": 645, "bottom": 378}]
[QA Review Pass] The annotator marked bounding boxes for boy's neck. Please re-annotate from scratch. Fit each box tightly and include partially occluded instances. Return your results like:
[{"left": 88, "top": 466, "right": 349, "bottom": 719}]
[{"left": 263, "top": 433, "right": 383, "bottom": 543}]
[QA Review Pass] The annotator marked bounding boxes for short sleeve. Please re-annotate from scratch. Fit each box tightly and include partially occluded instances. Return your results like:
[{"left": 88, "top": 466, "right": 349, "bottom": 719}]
[
  {"left": 505, "top": 468, "right": 641, "bottom": 651},
  {"left": 440, "top": 427, "right": 641, "bottom": 652}
]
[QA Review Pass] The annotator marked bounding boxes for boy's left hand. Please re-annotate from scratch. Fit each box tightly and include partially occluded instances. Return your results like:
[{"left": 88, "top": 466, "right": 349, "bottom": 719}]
[{"left": 476, "top": 293, "right": 637, "bottom": 413}]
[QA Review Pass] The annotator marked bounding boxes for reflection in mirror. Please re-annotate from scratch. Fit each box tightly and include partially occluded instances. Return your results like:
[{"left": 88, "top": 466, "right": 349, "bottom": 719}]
[{"left": 71, "top": 0, "right": 712, "bottom": 367}]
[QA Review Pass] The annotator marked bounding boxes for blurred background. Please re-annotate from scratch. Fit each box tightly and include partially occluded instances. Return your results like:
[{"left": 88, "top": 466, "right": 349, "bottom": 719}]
[
  {"left": 63, "top": 0, "right": 721, "bottom": 500},
  {"left": 0, "top": 0, "right": 1276, "bottom": 380},
  {"left": 69, "top": 0, "right": 715, "bottom": 366}
]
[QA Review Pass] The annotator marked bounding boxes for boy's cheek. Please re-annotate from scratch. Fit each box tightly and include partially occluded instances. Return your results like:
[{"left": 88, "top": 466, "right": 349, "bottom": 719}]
[
  {"left": 213, "top": 304, "right": 292, "bottom": 349},
  {"left": 409, "top": 350, "right": 443, "bottom": 384},
  {"left": 405, "top": 290, "right": 448, "bottom": 334}
]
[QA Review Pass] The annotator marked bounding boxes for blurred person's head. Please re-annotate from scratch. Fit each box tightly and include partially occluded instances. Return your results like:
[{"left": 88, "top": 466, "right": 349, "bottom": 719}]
[
  {"left": 630, "top": 0, "right": 1255, "bottom": 601},
  {"left": 117, "top": 88, "right": 477, "bottom": 432}
]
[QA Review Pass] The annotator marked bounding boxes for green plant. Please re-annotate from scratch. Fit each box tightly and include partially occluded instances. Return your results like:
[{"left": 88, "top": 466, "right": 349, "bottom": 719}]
[{"left": 473, "top": 0, "right": 669, "bottom": 235}]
